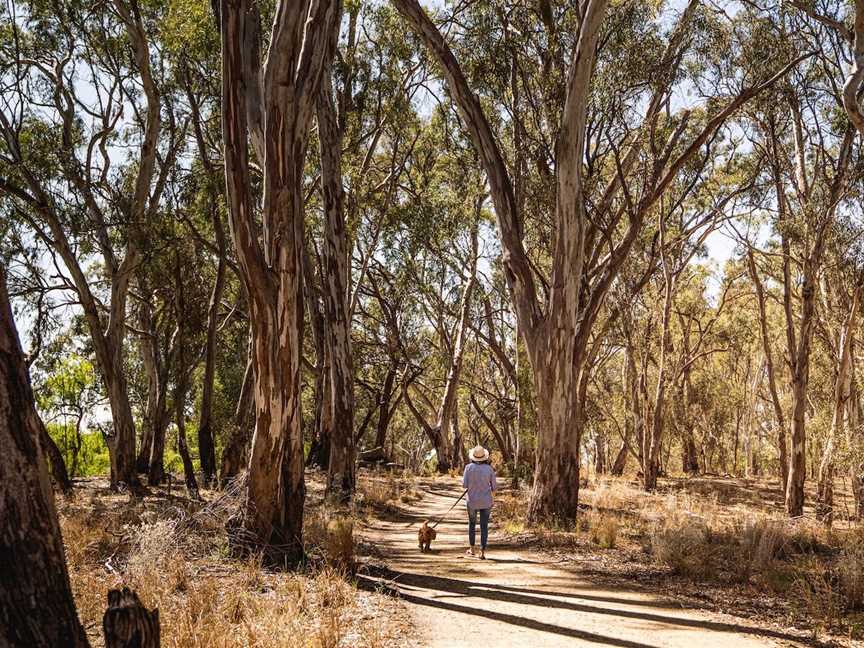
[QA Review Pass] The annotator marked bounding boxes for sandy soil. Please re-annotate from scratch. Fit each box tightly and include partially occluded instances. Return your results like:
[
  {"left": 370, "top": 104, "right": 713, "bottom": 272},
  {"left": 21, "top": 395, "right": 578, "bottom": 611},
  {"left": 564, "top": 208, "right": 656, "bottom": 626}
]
[{"left": 358, "top": 479, "right": 816, "bottom": 648}]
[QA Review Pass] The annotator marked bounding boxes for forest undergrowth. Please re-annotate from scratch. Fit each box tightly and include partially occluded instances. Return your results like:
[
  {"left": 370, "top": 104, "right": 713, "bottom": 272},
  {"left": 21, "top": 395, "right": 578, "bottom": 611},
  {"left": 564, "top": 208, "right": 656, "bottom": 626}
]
[{"left": 58, "top": 473, "right": 413, "bottom": 648}]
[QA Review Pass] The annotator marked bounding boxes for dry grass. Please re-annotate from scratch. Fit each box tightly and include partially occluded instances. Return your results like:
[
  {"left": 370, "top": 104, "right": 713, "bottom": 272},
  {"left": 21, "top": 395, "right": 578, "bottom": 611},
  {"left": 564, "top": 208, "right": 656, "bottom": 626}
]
[
  {"left": 58, "top": 480, "right": 408, "bottom": 647},
  {"left": 493, "top": 491, "right": 526, "bottom": 535},
  {"left": 791, "top": 557, "right": 846, "bottom": 639},
  {"left": 586, "top": 512, "right": 619, "bottom": 549},
  {"left": 356, "top": 472, "right": 422, "bottom": 515},
  {"left": 497, "top": 476, "right": 864, "bottom": 640},
  {"left": 649, "top": 515, "right": 716, "bottom": 579},
  {"left": 305, "top": 510, "right": 356, "bottom": 573},
  {"left": 837, "top": 538, "right": 864, "bottom": 611},
  {"left": 496, "top": 488, "right": 621, "bottom": 549}
]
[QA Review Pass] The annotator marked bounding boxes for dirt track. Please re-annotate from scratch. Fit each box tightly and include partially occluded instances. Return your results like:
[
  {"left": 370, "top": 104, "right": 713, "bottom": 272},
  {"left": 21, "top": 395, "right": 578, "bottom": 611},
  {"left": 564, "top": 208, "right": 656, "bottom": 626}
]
[{"left": 359, "top": 479, "right": 810, "bottom": 648}]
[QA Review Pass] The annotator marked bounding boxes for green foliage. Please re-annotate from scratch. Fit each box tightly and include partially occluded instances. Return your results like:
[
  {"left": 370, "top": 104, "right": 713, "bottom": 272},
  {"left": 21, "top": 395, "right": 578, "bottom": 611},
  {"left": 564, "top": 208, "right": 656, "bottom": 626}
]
[
  {"left": 162, "top": 0, "right": 217, "bottom": 56},
  {"left": 46, "top": 423, "right": 110, "bottom": 477}
]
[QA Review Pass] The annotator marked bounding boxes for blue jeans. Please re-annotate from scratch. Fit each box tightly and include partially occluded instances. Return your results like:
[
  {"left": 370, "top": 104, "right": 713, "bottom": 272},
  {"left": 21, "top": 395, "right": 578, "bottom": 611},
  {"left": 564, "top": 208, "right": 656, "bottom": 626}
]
[{"left": 468, "top": 508, "right": 490, "bottom": 549}]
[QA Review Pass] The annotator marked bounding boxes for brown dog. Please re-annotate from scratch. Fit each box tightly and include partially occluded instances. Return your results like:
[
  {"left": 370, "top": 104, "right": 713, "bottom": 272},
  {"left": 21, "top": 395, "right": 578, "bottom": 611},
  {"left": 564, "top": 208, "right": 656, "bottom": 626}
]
[{"left": 418, "top": 521, "right": 437, "bottom": 552}]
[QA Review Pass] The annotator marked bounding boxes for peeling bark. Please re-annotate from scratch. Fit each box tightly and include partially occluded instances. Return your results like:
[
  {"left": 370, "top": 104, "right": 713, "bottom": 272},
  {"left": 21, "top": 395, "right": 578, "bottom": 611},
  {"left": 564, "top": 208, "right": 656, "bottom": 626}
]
[
  {"left": 304, "top": 252, "right": 331, "bottom": 470},
  {"left": 221, "top": 0, "right": 340, "bottom": 561},
  {"left": 39, "top": 418, "right": 72, "bottom": 492}
]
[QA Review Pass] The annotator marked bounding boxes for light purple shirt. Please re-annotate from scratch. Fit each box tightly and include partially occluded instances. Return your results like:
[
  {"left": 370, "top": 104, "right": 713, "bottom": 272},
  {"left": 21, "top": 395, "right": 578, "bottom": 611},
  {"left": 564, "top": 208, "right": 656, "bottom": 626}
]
[{"left": 462, "top": 462, "right": 497, "bottom": 510}]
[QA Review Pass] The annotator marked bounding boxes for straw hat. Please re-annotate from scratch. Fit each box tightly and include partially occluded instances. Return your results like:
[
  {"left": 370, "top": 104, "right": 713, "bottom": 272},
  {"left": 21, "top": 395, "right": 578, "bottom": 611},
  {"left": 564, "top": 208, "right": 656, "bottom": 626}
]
[{"left": 470, "top": 445, "right": 490, "bottom": 462}]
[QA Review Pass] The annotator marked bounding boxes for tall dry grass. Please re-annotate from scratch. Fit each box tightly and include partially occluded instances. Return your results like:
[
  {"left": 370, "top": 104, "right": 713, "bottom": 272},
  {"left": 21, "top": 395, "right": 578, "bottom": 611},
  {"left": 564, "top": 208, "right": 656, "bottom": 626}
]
[
  {"left": 498, "top": 476, "right": 864, "bottom": 639},
  {"left": 356, "top": 472, "right": 422, "bottom": 515},
  {"left": 58, "top": 481, "right": 403, "bottom": 647}
]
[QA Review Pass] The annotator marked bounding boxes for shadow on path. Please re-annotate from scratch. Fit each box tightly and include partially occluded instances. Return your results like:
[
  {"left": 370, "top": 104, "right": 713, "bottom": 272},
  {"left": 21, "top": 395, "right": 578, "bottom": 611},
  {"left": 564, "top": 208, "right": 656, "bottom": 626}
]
[
  {"left": 359, "top": 566, "right": 825, "bottom": 647},
  {"left": 357, "top": 574, "right": 656, "bottom": 648}
]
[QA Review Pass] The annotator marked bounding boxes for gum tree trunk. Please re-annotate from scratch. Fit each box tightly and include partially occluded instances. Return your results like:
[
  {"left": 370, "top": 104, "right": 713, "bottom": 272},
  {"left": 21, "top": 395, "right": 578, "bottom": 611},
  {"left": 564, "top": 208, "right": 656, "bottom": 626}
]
[
  {"left": 136, "top": 293, "right": 171, "bottom": 486},
  {"left": 39, "top": 418, "right": 72, "bottom": 491},
  {"left": 196, "top": 228, "right": 225, "bottom": 486},
  {"left": 643, "top": 219, "right": 674, "bottom": 492},
  {"left": 528, "top": 356, "right": 584, "bottom": 521},
  {"left": 403, "top": 383, "right": 453, "bottom": 473},
  {"left": 676, "top": 364, "right": 700, "bottom": 475},
  {"left": 317, "top": 72, "right": 355, "bottom": 499},
  {"left": 373, "top": 367, "right": 398, "bottom": 449},
  {"left": 185, "top": 73, "right": 227, "bottom": 489},
  {"left": 816, "top": 285, "right": 860, "bottom": 522},
  {"left": 173, "top": 255, "right": 200, "bottom": 498},
  {"left": 221, "top": 0, "right": 339, "bottom": 561},
  {"left": 612, "top": 337, "right": 638, "bottom": 476},
  {"left": 304, "top": 256, "right": 332, "bottom": 470},
  {"left": 219, "top": 347, "right": 255, "bottom": 487},
  {"left": 777, "top": 115, "right": 853, "bottom": 517},
  {"left": 0, "top": 266, "right": 90, "bottom": 647},
  {"left": 746, "top": 249, "right": 788, "bottom": 488},
  {"left": 434, "top": 215, "right": 479, "bottom": 471}
]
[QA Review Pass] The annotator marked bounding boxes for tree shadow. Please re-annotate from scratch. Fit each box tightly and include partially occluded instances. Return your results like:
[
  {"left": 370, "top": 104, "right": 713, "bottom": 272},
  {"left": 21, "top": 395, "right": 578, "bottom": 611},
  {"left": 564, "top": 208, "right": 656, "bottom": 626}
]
[
  {"left": 358, "top": 567, "right": 826, "bottom": 647},
  {"left": 358, "top": 575, "right": 656, "bottom": 648}
]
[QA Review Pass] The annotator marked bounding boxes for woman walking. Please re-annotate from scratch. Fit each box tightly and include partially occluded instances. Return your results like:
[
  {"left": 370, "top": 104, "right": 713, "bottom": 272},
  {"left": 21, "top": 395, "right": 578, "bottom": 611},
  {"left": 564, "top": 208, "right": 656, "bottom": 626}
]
[{"left": 463, "top": 445, "right": 497, "bottom": 559}]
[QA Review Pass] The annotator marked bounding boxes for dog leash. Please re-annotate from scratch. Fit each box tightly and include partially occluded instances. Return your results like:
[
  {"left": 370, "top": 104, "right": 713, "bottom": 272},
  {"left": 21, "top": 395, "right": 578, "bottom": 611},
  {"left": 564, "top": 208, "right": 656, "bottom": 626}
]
[{"left": 429, "top": 489, "right": 468, "bottom": 529}]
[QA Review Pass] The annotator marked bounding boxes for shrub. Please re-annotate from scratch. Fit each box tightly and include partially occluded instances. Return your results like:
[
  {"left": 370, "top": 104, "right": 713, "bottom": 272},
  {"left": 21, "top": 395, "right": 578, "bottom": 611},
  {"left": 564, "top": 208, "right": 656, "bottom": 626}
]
[
  {"left": 357, "top": 474, "right": 420, "bottom": 514},
  {"left": 783, "top": 518, "right": 827, "bottom": 557},
  {"left": 791, "top": 557, "right": 845, "bottom": 638},
  {"left": 736, "top": 517, "right": 786, "bottom": 582},
  {"left": 305, "top": 510, "right": 356, "bottom": 572},
  {"left": 760, "top": 561, "right": 798, "bottom": 594},
  {"left": 494, "top": 492, "right": 526, "bottom": 535},
  {"left": 837, "top": 542, "right": 864, "bottom": 611},
  {"left": 588, "top": 512, "right": 619, "bottom": 549},
  {"left": 650, "top": 515, "right": 717, "bottom": 580}
]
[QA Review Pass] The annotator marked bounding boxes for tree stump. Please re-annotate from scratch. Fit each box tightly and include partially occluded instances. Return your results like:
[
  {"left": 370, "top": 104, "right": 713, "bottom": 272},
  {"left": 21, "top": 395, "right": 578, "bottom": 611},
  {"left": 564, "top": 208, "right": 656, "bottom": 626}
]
[{"left": 102, "top": 588, "right": 160, "bottom": 648}]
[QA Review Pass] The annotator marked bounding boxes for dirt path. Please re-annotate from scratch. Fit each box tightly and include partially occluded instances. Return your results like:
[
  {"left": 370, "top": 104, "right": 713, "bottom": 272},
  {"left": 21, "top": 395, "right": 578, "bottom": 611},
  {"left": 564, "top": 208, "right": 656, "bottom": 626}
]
[{"left": 359, "top": 480, "right": 808, "bottom": 648}]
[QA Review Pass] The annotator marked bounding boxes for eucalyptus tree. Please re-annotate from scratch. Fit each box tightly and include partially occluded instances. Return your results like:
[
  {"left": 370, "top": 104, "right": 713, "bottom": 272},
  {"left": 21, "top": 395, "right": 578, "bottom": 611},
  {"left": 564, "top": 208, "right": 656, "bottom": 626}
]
[
  {"left": 0, "top": 0, "right": 185, "bottom": 489},
  {"left": 314, "top": 31, "right": 356, "bottom": 500},
  {"left": 639, "top": 154, "right": 752, "bottom": 489},
  {"left": 468, "top": 279, "right": 520, "bottom": 471},
  {"left": 220, "top": 0, "right": 340, "bottom": 558},
  {"left": 745, "top": 244, "right": 789, "bottom": 487},
  {"left": 310, "top": 2, "right": 424, "bottom": 496},
  {"left": 812, "top": 225, "right": 864, "bottom": 522},
  {"left": 747, "top": 60, "right": 857, "bottom": 516},
  {"left": 392, "top": 0, "right": 801, "bottom": 520},
  {"left": 788, "top": 0, "right": 864, "bottom": 521},
  {"left": 401, "top": 213, "right": 480, "bottom": 472},
  {"left": 354, "top": 260, "right": 416, "bottom": 453}
]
